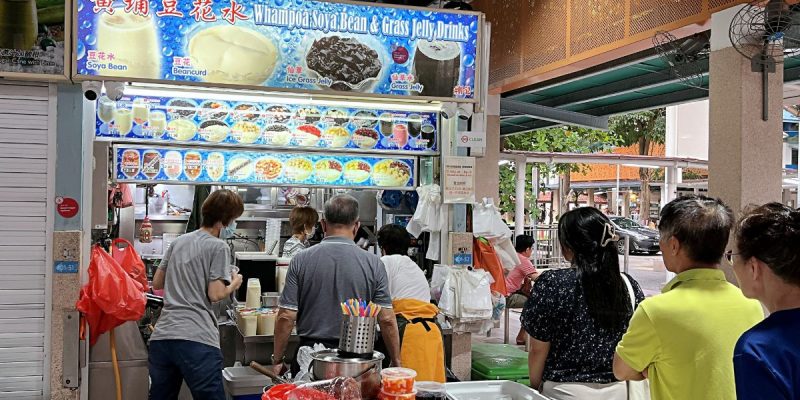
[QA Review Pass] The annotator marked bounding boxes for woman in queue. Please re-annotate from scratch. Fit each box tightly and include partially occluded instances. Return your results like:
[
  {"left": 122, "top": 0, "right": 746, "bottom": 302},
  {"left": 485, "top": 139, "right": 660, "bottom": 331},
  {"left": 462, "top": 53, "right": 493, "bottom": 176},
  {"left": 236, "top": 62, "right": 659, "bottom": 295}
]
[
  {"left": 282, "top": 205, "right": 319, "bottom": 258},
  {"left": 522, "top": 207, "right": 644, "bottom": 399},
  {"left": 731, "top": 203, "right": 800, "bottom": 399}
]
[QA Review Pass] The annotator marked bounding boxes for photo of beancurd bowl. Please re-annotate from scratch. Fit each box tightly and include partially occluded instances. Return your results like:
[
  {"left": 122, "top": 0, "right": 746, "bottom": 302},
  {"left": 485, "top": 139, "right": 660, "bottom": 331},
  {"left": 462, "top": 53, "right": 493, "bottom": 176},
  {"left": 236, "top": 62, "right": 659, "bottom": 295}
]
[
  {"left": 284, "top": 157, "right": 313, "bottom": 182},
  {"left": 322, "top": 126, "right": 351, "bottom": 148},
  {"left": 314, "top": 159, "right": 344, "bottom": 183},
  {"left": 372, "top": 159, "right": 412, "bottom": 187},
  {"left": 187, "top": 25, "right": 279, "bottom": 85},
  {"left": 343, "top": 160, "right": 371, "bottom": 184}
]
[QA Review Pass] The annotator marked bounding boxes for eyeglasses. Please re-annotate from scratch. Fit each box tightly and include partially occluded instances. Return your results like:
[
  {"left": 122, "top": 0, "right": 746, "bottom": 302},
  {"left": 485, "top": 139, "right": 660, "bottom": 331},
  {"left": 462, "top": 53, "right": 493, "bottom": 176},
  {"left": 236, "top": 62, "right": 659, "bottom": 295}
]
[{"left": 724, "top": 250, "right": 740, "bottom": 266}]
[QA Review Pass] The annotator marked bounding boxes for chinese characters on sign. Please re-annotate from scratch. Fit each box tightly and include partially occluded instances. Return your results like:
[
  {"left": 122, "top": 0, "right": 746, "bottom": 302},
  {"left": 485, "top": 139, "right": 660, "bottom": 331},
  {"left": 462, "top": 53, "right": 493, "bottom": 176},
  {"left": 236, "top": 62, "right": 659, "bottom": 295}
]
[
  {"left": 75, "top": 0, "right": 480, "bottom": 100},
  {"left": 443, "top": 156, "right": 475, "bottom": 204}
]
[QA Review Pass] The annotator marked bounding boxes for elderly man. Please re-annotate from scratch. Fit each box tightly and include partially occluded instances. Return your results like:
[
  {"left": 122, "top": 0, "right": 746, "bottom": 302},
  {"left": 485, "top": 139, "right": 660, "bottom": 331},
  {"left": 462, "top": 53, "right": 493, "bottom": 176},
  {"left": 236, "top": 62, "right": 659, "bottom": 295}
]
[
  {"left": 613, "top": 195, "right": 763, "bottom": 400},
  {"left": 272, "top": 194, "right": 401, "bottom": 375}
]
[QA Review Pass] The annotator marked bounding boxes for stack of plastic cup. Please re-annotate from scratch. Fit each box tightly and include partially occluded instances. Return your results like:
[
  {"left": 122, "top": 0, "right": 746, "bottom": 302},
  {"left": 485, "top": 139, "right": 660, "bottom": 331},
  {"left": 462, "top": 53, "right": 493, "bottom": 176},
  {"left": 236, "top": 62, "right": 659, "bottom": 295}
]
[{"left": 379, "top": 368, "right": 418, "bottom": 400}]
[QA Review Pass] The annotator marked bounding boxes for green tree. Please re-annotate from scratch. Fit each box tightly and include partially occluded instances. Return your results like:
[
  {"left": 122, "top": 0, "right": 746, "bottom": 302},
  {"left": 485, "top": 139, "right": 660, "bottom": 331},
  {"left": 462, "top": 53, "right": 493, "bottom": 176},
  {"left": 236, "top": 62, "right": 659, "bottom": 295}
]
[
  {"left": 500, "top": 126, "right": 621, "bottom": 220},
  {"left": 608, "top": 108, "right": 666, "bottom": 221}
]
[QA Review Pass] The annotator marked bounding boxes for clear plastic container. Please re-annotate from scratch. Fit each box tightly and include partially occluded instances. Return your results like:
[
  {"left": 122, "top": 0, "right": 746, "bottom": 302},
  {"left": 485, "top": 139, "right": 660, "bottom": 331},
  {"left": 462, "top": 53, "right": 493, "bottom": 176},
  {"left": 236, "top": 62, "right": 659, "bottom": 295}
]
[
  {"left": 414, "top": 381, "right": 446, "bottom": 399},
  {"left": 380, "top": 368, "right": 417, "bottom": 395},
  {"left": 379, "top": 390, "right": 417, "bottom": 400}
]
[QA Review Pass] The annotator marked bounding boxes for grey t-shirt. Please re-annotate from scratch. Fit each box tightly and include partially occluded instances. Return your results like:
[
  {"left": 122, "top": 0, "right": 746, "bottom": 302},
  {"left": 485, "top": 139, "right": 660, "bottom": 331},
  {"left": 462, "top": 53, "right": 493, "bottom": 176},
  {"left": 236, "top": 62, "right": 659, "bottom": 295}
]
[
  {"left": 150, "top": 229, "right": 231, "bottom": 348},
  {"left": 279, "top": 236, "right": 392, "bottom": 340}
]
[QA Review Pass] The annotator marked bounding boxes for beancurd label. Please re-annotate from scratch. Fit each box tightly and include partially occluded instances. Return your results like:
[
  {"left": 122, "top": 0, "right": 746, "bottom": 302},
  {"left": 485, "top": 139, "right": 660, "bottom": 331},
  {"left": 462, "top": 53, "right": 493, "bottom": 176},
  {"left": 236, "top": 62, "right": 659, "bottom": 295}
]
[{"left": 75, "top": 0, "right": 480, "bottom": 100}]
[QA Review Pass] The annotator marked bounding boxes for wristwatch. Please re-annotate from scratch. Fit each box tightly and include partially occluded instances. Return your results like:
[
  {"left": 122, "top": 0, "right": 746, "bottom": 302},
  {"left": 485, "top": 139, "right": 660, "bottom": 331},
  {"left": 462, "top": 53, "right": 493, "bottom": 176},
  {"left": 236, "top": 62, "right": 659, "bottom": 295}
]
[{"left": 271, "top": 354, "right": 285, "bottom": 365}]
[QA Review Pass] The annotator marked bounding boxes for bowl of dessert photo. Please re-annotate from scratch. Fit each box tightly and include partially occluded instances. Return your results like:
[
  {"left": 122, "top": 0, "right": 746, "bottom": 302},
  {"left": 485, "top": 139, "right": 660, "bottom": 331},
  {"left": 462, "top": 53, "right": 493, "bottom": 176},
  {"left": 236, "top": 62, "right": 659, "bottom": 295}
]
[
  {"left": 343, "top": 159, "right": 372, "bottom": 184},
  {"left": 314, "top": 159, "right": 344, "bottom": 183}
]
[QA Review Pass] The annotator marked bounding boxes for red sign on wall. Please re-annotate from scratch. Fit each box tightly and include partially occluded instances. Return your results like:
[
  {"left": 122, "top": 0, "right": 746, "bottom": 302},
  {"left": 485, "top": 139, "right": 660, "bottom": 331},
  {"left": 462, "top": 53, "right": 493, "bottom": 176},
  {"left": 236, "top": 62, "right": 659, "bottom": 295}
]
[{"left": 56, "top": 197, "right": 79, "bottom": 219}]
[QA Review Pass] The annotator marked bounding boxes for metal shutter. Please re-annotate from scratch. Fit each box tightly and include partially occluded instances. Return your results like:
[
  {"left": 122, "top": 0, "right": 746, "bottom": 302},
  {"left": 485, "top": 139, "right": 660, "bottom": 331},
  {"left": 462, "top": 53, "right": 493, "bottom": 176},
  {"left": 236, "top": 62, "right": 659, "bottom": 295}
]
[{"left": 0, "top": 82, "right": 53, "bottom": 399}]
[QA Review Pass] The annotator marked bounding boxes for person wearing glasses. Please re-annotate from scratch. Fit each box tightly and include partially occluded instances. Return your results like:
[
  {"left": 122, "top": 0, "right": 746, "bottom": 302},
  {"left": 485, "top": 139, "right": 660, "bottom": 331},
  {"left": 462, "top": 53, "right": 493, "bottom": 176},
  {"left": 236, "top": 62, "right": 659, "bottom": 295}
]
[
  {"left": 613, "top": 195, "right": 763, "bottom": 400},
  {"left": 729, "top": 203, "right": 800, "bottom": 400}
]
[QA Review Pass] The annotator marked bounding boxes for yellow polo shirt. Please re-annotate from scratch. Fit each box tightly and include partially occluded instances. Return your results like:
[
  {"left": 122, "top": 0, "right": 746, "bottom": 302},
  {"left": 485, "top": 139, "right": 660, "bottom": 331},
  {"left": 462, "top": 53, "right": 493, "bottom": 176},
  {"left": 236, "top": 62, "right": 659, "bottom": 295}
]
[{"left": 616, "top": 268, "right": 763, "bottom": 400}]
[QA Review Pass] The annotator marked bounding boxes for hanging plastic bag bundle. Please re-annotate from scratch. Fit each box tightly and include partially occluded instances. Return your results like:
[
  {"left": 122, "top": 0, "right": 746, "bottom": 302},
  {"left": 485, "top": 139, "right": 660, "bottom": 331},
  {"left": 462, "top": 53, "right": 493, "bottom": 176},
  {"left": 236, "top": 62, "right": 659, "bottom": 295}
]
[{"left": 76, "top": 245, "right": 147, "bottom": 346}]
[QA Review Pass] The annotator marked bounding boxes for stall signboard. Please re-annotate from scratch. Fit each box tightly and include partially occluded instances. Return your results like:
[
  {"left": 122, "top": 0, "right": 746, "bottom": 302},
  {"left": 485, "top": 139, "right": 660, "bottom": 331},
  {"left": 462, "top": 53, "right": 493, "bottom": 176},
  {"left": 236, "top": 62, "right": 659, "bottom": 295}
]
[
  {"left": 443, "top": 156, "right": 474, "bottom": 204},
  {"left": 96, "top": 94, "right": 439, "bottom": 154},
  {"left": 74, "top": 0, "right": 480, "bottom": 100},
  {"left": 115, "top": 145, "right": 417, "bottom": 189},
  {"left": 0, "top": 0, "right": 69, "bottom": 77}
]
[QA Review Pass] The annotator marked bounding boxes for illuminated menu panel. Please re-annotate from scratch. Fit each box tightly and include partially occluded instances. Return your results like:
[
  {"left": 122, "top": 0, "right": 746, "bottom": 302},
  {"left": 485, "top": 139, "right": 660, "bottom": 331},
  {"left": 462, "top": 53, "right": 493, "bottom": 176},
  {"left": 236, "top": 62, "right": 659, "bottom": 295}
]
[{"left": 115, "top": 145, "right": 417, "bottom": 189}]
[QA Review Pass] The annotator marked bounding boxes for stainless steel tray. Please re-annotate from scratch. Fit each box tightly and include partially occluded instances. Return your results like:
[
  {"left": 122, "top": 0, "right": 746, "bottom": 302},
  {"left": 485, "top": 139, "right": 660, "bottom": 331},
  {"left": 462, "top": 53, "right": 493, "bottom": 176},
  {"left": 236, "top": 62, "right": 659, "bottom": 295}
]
[{"left": 445, "top": 380, "right": 550, "bottom": 400}]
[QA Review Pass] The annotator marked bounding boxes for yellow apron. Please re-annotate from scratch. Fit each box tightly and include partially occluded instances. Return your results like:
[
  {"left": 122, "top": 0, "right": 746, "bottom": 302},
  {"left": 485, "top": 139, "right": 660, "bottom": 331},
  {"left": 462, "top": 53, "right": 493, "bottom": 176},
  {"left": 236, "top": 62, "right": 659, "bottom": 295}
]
[{"left": 393, "top": 298, "right": 446, "bottom": 383}]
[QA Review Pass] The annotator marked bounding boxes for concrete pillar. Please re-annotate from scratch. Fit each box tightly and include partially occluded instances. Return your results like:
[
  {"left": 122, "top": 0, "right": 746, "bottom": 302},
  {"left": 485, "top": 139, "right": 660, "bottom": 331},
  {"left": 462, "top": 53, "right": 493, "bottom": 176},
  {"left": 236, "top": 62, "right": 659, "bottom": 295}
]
[
  {"left": 709, "top": 7, "right": 783, "bottom": 212},
  {"left": 709, "top": 7, "right": 784, "bottom": 280},
  {"left": 622, "top": 191, "right": 630, "bottom": 218},
  {"left": 609, "top": 188, "right": 618, "bottom": 215},
  {"left": 514, "top": 156, "right": 527, "bottom": 239},
  {"left": 587, "top": 188, "right": 595, "bottom": 207},
  {"left": 474, "top": 94, "right": 500, "bottom": 204}
]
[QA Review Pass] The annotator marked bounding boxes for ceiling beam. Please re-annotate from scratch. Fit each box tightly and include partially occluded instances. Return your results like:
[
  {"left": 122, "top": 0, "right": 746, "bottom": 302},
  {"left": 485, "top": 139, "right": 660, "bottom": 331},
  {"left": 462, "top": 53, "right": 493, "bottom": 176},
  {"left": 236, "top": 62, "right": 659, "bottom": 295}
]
[
  {"left": 537, "top": 60, "right": 709, "bottom": 108},
  {"left": 500, "top": 99, "right": 609, "bottom": 131},
  {"left": 505, "top": 53, "right": 663, "bottom": 98},
  {"left": 575, "top": 87, "right": 708, "bottom": 117}
]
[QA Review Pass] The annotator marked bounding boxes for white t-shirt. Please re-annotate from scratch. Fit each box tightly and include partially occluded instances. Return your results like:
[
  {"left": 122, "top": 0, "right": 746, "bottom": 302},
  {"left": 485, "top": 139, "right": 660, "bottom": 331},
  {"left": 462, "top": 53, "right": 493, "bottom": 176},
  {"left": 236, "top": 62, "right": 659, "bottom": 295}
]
[{"left": 380, "top": 254, "right": 431, "bottom": 303}]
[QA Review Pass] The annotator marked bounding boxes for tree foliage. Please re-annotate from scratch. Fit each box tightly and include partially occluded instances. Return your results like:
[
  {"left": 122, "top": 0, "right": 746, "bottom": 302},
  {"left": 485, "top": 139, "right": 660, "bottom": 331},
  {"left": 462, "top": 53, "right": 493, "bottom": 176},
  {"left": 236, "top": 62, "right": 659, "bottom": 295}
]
[
  {"left": 499, "top": 126, "right": 621, "bottom": 215},
  {"left": 608, "top": 109, "right": 666, "bottom": 219}
]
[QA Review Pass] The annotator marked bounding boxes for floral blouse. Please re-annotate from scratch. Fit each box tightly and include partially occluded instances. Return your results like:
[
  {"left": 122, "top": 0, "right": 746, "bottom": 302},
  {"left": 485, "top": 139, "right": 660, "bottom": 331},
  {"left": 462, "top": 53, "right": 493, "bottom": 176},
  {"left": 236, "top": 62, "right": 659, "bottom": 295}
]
[{"left": 521, "top": 268, "right": 645, "bottom": 383}]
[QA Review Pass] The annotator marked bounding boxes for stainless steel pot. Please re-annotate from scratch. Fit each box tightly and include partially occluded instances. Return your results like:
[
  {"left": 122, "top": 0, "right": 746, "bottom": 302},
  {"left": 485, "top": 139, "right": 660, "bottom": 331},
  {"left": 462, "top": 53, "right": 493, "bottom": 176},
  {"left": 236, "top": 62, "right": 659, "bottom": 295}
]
[
  {"left": 261, "top": 292, "right": 280, "bottom": 308},
  {"left": 311, "top": 350, "right": 384, "bottom": 400}
]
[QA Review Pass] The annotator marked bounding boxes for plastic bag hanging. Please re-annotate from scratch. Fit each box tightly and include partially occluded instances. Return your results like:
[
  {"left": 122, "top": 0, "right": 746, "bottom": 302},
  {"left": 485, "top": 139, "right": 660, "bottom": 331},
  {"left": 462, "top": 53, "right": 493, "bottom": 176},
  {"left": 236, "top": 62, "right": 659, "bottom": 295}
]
[{"left": 76, "top": 245, "right": 147, "bottom": 346}]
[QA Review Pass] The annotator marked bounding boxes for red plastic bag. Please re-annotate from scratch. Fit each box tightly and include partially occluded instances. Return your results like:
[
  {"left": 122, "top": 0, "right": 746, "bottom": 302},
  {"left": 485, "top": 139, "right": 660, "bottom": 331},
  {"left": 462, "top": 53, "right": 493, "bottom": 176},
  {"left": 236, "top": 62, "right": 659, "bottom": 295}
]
[
  {"left": 111, "top": 238, "right": 149, "bottom": 292},
  {"left": 262, "top": 384, "right": 297, "bottom": 400},
  {"left": 76, "top": 245, "right": 146, "bottom": 346}
]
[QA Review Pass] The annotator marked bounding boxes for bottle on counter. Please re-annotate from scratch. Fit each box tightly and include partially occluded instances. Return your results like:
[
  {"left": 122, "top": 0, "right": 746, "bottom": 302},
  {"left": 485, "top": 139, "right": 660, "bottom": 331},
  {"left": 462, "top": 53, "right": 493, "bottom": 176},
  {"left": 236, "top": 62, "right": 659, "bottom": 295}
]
[{"left": 139, "top": 216, "right": 153, "bottom": 243}]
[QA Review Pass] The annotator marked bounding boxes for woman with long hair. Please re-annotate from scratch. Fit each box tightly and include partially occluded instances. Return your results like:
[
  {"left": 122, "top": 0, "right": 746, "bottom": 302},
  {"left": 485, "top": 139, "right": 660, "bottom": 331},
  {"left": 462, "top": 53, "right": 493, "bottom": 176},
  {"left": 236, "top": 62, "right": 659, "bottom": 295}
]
[{"left": 521, "top": 207, "right": 644, "bottom": 400}]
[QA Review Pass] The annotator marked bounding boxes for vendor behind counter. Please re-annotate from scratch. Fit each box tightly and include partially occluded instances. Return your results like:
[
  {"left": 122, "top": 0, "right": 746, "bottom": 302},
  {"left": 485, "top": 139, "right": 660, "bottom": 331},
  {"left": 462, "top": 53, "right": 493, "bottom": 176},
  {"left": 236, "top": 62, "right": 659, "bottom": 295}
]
[{"left": 377, "top": 224, "right": 445, "bottom": 383}]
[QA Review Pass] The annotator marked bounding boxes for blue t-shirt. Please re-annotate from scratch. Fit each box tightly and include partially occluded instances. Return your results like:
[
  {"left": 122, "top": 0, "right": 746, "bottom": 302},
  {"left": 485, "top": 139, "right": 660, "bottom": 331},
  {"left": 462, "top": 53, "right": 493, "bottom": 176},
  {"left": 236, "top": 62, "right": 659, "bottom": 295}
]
[{"left": 734, "top": 308, "right": 800, "bottom": 400}]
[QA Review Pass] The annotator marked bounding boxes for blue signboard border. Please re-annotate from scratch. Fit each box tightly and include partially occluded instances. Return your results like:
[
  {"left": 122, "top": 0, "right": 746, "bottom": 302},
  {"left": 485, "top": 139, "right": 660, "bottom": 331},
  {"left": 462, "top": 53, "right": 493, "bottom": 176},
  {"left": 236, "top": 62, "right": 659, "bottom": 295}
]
[{"left": 71, "top": 0, "right": 483, "bottom": 102}]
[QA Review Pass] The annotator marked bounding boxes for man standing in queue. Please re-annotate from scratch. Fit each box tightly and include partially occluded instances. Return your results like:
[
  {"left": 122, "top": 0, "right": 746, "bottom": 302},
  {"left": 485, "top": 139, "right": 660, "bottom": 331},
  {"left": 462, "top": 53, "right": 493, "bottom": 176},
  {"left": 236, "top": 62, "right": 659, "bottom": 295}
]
[{"left": 272, "top": 194, "right": 402, "bottom": 375}]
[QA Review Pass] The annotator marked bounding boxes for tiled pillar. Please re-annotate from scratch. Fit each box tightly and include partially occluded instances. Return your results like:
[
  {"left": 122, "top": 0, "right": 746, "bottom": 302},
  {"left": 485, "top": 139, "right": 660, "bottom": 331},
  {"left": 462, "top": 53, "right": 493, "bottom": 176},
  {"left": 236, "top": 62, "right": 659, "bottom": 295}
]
[
  {"left": 474, "top": 94, "right": 500, "bottom": 204},
  {"left": 708, "top": 7, "right": 784, "bottom": 279}
]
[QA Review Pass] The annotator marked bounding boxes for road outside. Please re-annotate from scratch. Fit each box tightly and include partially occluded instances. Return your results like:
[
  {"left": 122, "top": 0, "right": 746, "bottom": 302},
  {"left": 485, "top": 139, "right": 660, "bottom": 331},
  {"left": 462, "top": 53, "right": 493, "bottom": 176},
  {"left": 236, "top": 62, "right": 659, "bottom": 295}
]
[{"left": 621, "top": 254, "right": 667, "bottom": 297}]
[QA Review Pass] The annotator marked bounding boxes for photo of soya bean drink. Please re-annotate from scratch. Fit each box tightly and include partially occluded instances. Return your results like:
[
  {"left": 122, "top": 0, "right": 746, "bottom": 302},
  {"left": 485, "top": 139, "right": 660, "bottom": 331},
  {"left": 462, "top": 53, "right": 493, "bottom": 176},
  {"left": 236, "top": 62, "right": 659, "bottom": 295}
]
[
  {"left": 96, "top": 12, "right": 161, "bottom": 79},
  {"left": 413, "top": 41, "right": 461, "bottom": 98},
  {"left": 148, "top": 110, "right": 166, "bottom": 137},
  {"left": 0, "top": 0, "right": 37, "bottom": 50},
  {"left": 97, "top": 96, "right": 116, "bottom": 134},
  {"left": 113, "top": 108, "right": 133, "bottom": 136}
]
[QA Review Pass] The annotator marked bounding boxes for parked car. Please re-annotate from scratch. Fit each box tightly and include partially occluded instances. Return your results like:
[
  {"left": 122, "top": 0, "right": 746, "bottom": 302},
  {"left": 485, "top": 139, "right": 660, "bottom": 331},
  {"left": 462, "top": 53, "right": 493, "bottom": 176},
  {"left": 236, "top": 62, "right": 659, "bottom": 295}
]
[{"left": 609, "top": 216, "right": 661, "bottom": 255}]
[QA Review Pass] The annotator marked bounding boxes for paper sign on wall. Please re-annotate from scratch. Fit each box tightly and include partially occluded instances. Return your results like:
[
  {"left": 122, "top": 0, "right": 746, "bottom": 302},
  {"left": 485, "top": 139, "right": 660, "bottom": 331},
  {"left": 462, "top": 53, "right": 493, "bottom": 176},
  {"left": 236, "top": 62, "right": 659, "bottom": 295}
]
[{"left": 443, "top": 156, "right": 475, "bottom": 204}]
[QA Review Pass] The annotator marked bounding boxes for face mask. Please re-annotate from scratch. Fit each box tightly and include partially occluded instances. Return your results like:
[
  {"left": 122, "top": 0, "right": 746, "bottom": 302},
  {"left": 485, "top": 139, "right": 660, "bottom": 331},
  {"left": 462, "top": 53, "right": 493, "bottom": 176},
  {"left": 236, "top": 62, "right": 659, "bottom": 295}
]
[{"left": 220, "top": 221, "right": 237, "bottom": 240}]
